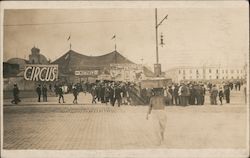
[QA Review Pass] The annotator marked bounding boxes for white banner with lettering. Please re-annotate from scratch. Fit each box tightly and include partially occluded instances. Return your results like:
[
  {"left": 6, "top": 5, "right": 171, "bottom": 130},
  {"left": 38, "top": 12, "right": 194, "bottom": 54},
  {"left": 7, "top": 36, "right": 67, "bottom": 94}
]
[
  {"left": 75, "top": 70, "right": 99, "bottom": 76},
  {"left": 24, "top": 64, "right": 58, "bottom": 81}
]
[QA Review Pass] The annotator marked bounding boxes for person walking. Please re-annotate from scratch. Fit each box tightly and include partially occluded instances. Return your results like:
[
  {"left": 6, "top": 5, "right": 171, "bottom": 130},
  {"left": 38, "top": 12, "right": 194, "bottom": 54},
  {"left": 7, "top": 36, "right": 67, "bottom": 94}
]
[
  {"left": 36, "top": 84, "right": 42, "bottom": 102},
  {"left": 42, "top": 84, "right": 48, "bottom": 102},
  {"left": 11, "top": 84, "right": 20, "bottom": 104},
  {"left": 58, "top": 85, "right": 65, "bottom": 103},
  {"left": 72, "top": 85, "right": 78, "bottom": 104},
  {"left": 146, "top": 90, "right": 167, "bottom": 145}
]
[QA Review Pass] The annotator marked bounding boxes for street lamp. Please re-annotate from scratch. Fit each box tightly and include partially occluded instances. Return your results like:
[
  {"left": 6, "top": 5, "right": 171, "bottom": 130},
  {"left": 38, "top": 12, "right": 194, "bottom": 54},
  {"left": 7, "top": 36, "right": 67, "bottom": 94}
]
[{"left": 154, "top": 8, "right": 168, "bottom": 77}]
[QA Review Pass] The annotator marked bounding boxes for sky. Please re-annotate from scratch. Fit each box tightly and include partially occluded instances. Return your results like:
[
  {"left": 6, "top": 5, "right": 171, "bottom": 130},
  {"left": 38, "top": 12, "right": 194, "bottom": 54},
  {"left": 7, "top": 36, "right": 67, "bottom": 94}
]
[{"left": 3, "top": 5, "right": 249, "bottom": 71}]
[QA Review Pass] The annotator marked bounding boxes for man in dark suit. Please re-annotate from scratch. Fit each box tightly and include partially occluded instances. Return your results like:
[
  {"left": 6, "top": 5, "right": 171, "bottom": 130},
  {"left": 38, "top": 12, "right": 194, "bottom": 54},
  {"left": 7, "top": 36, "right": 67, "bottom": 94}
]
[
  {"left": 112, "top": 83, "right": 122, "bottom": 107},
  {"left": 36, "top": 84, "right": 41, "bottom": 102},
  {"left": 11, "top": 84, "right": 20, "bottom": 104}
]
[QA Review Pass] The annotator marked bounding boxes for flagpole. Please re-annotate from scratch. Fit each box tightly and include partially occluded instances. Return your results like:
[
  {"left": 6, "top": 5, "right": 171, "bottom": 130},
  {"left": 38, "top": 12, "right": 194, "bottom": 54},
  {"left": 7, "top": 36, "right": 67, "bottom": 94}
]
[{"left": 115, "top": 37, "right": 117, "bottom": 51}]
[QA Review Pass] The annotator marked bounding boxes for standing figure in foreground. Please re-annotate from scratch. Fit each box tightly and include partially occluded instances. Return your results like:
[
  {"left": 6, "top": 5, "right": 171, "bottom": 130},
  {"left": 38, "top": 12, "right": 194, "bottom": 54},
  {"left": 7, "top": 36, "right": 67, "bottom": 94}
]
[
  {"left": 146, "top": 90, "right": 167, "bottom": 145},
  {"left": 11, "top": 84, "right": 20, "bottom": 104}
]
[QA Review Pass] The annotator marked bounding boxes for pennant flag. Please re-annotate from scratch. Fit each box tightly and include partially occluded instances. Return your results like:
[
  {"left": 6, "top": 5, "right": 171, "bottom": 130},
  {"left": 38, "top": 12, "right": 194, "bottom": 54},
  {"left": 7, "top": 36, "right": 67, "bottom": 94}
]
[
  {"left": 67, "top": 35, "right": 71, "bottom": 41},
  {"left": 111, "top": 35, "right": 116, "bottom": 40}
]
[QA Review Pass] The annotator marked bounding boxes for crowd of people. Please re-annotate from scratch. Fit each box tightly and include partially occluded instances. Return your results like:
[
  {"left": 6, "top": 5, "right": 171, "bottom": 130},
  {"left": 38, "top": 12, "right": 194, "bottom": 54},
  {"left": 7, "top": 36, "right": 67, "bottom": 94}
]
[
  {"left": 141, "top": 80, "right": 245, "bottom": 106},
  {"left": 11, "top": 80, "right": 245, "bottom": 106}
]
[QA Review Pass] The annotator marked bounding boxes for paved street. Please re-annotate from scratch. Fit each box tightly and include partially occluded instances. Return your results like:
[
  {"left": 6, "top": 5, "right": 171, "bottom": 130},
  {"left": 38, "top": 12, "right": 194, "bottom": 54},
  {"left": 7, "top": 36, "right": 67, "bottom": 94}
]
[{"left": 3, "top": 91, "right": 247, "bottom": 150}]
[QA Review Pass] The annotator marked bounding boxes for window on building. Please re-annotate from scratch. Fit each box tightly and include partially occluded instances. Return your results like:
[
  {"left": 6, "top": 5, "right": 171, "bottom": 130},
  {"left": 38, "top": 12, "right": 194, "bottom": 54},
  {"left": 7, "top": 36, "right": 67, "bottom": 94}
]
[
  {"left": 183, "top": 76, "right": 185, "bottom": 80},
  {"left": 222, "top": 77, "right": 224, "bottom": 79},
  {"left": 226, "top": 70, "right": 228, "bottom": 74},
  {"left": 197, "top": 76, "right": 199, "bottom": 79},
  {"left": 231, "top": 70, "right": 234, "bottom": 73},
  {"left": 209, "top": 69, "right": 211, "bottom": 73},
  {"left": 216, "top": 76, "right": 219, "bottom": 79},
  {"left": 209, "top": 76, "right": 212, "bottom": 79},
  {"left": 216, "top": 69, "right": 219, "bottom": 73},
  {"left": 237, "top": 76, "right": 239, "bottom": 79},
  {"left": 196, "top": 70, "right": 199, "bottom": 74},
  {"left": 231, "top": 76, "right": 234, "bottom": 79},
  {"left": 179, "top": 70, "right": 181, "bottom": 74},
  {"left": 226, "top": 76, "right": 228, "bottom": 79}
]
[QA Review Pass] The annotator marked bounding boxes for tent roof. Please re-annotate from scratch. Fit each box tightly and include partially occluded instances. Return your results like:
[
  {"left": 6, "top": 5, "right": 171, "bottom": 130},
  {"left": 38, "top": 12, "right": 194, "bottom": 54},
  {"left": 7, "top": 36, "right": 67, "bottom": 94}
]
[{"left": 52, "top": 50, "right": 134, "bottom": 72}]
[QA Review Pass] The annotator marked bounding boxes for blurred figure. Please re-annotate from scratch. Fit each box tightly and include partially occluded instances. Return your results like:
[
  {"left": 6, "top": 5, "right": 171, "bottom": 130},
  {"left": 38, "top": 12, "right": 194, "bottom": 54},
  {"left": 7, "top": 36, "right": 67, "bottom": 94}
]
[
  {"left": 91, "top": 85, "right": 97, "bottom": 104},
  {"left": 210, "top": 85, "right": 218, "bottom": 105},
  {"left": 173, "top": 84, "right": 179, "bottom": 105},
  {"left": 112, "top": 84, "right": 122, "bottom": 107},
  {"left": 146, "top": 90, "right": 167, "bottom": 145},
  {"left": 218, "top": 87, "right": 224, "bottom": 105},
  {"left": 58, "top": 85, "right": 65, "bottom": 103},
  {"left": 224, "top": 84, "right": 230, "bottom": 104},
  {"left": 72, "top": 85, "right": 78, "bottom": 104},
  {"left": 42, "top": 84, "right": 47, "bottom": 102},
  {"left": 36, "top": 84, "right": 42, "bottom": 102},
  {"left": 11, "top": 84, "right": 20, "bottom": 104}
]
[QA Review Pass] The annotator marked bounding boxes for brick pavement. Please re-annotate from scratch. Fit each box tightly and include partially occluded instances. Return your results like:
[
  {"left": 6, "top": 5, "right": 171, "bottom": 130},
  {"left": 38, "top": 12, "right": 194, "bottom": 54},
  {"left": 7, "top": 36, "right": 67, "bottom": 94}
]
[{"left": 3, "top": 91, "right": 248, "bottom": 150}]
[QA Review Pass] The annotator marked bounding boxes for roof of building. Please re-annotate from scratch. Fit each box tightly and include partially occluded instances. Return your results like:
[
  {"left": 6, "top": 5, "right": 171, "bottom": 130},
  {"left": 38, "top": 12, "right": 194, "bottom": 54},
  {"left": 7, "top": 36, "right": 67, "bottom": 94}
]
[{"left": 7, "top": 58, "right": 28, "bottom": 65}]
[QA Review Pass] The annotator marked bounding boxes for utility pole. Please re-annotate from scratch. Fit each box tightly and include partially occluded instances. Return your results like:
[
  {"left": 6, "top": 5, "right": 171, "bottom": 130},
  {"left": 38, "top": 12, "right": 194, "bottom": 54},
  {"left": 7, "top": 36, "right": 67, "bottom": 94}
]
[
  {"left": 154, "top": 8, "right": 168, "bottom": 77},
  {"left": 155, "top": 8, "right": 159, "bottom": 64}
]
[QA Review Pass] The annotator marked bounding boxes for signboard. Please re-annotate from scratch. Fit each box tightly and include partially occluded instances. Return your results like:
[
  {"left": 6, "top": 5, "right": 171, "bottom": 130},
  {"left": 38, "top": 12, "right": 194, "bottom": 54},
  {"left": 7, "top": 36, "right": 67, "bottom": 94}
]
[
  {"left": 75, "top": 70, "right": 99, "bottom": 76},
  {"left": 24, "top": 64, "right": 58, "bottom": 81}
]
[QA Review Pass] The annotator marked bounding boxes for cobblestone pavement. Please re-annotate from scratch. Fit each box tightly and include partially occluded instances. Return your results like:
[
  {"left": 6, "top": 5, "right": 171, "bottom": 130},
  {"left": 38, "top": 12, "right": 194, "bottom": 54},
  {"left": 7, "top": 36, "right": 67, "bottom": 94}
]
[{"left": 3, "top": 91, "right": 248, "bottom": 150}]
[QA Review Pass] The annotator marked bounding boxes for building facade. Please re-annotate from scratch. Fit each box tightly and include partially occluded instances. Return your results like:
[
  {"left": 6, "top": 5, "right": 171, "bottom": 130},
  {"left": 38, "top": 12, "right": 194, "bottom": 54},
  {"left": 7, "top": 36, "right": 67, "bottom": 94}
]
[{"left": 165, "top": 66, "right": 246, "bottom": 83}]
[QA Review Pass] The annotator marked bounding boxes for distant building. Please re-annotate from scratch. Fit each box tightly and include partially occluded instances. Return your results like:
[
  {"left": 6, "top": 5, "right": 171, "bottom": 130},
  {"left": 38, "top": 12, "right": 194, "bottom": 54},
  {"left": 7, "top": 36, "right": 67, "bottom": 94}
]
[
  {"left": 29, "top": 47, "right": 49, "bottom": 64},
  {"left": 3, "top": 62, "right": 19, "bottom": 78},
  {"left": 6, "top": 58, "right": 28, "bottom": 70},
  {"left": 165, "top": 66, "right": 246, "bottom": 83}
]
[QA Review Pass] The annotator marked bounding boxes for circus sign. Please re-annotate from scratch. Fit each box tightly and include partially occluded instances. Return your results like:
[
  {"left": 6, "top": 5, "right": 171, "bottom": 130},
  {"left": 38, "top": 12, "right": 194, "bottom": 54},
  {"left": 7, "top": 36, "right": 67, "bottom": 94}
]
[{"left": 24, "top": 64, "right": 58, "bottom": 81}]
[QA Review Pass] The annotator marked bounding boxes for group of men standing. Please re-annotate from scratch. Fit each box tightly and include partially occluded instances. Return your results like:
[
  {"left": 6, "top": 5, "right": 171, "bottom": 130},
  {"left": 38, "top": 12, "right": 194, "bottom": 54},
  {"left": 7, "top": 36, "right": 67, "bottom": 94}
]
[
  {"left": 90, "top": 81, "right": 132, "bottom": 107},
  {"left": 161, "top": 81, "right": 232, "bottom": 106},
  {"left": 36, "top": 84, "right": 48, "bottom": 102}
]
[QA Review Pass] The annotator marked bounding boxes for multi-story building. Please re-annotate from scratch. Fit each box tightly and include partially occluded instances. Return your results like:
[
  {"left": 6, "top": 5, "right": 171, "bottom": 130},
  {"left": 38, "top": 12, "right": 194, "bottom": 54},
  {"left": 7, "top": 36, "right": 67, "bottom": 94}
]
[{"left": 165, "top": 66, "right": 246, "bottom": 83}]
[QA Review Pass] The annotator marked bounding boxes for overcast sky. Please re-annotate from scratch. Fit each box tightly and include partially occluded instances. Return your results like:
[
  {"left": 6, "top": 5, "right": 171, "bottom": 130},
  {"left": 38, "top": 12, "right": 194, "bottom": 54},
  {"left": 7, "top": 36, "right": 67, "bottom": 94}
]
[{"left": 3, "top": 4, "right": 248, "bottom": 71}]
